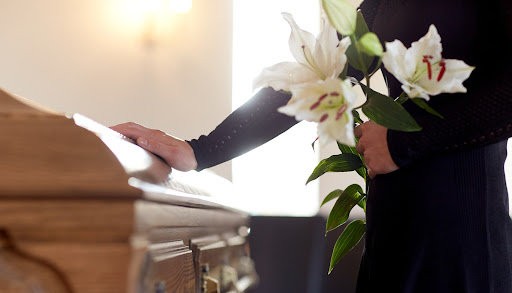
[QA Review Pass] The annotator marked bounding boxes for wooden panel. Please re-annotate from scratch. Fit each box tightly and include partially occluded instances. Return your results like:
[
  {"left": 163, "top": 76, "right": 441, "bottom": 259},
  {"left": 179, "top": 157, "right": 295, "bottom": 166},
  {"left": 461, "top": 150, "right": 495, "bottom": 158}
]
[
  {"left": 135, "top": 200, "right": 249, "bottom": 234},
  {"left": 191, "top": 235, "right": 229, "bottom": 292},
  {"left": 139, "top": 241, "right": 196, "bottom": 293},
  {"left": 16, "top": 242, "right": 132, "bottom": 293},
  {"left": 0, "top": 88, "right": 57, "bottom": 116},
  {"left": 0, "top": 199, "right": 135, "bottom": 242},
  {"left": 0, "top": 88, "right": 140, "bottom": 199},
  {"left": 0, "top": 117, "right": 141, "bottom": 198},
  {"left": 148, "top": 227, "right": 242, "bottom": 246}
]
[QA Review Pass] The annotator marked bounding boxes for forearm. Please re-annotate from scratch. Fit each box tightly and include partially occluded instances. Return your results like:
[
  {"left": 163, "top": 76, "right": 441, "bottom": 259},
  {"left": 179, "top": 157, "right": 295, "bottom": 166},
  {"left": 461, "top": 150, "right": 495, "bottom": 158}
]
[{"left": 187, "top": 87, "right": 297, "bottom": 171}]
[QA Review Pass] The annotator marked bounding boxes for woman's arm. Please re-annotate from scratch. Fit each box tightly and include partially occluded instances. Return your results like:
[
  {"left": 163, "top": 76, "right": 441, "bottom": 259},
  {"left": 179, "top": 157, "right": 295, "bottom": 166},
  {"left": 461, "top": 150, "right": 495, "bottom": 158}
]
[
  {"left": 187, "top": 87, "right": 297, "bottom": 170},
  {"left": 112, "top": 87, "right": 297, "bottom": 171}
]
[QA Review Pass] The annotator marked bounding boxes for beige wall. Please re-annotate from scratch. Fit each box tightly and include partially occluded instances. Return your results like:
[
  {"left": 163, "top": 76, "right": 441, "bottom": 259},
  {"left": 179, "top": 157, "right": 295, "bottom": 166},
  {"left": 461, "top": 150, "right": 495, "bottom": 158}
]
[{"left": 0, "top": 0, "right": 233, "bottom": 178}]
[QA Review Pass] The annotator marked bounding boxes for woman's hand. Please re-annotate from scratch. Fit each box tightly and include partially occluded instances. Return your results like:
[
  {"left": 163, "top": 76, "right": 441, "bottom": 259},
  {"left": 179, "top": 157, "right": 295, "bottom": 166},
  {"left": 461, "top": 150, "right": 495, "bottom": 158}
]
[
  {"left": 110, "top": 122, "right": 198, "bottom": 171},
  {"left": 354, "top": 121, "right": 399, "bottom": 178}
]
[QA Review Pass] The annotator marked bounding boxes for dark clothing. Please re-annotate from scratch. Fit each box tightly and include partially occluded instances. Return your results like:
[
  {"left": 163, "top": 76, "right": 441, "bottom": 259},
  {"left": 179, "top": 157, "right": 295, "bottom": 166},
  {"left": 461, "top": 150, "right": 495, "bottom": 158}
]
[
  {"left": 358, "top": 140, "right": 512, "bottom": 293},
  {"left": 188, "top": 0, "right": 512, "bottom": 291}
]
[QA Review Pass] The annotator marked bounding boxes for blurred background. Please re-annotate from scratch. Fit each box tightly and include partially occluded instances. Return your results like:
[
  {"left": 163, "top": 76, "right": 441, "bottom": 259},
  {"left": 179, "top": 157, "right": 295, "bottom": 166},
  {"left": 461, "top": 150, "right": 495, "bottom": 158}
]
[{"left": 1, "top": 0, "right": 511, "bottom": 291}]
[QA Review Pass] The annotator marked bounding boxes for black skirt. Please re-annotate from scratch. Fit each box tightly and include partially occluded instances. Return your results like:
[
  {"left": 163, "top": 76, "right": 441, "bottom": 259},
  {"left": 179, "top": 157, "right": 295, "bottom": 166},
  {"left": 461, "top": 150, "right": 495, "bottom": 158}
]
[{"left": 356, "top": 140, "right": 512, "bottom": 293}]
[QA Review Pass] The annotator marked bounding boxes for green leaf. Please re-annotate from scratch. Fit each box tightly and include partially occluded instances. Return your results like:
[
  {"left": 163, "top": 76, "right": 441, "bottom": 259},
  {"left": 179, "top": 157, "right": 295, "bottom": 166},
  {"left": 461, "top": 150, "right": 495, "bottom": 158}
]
[
  {"left": 411, "top": 98, "right": 444, "bottom": 119},
  {"left": 358, "top": 32, "right": 383, "bottom": 56},
  {"left": 337, "top": 142, "right": 358, "bottom": 156},
  {"left": 361, "top": 84, "right": 422, "bottom": 132},
  {"left": 322, "top": 0, "right": 357, "bottom": 36},
  {"left": 320, "top": 189, "right": 343, "bottom": 207},
  {"left": 345, "top": 12, "right": 374, "bottom": 72},
  {"left": 329, "top": 220, "right": 366, "bottom": 274},
  {"left": 337, "top": 142, "right": 367, "bottom": 180},
  {"left": 352, "top": 109, "right": 363, "bottom": 124},
  {"left": 311, "top": 137, "right": 319, "bottom": 150},
  {"left": 356, "top": 167, "right": 367, "bottom": 180},
  {"left": 326, "top": 184, "right": 363, "bottom": 232},
  {"left": 306, "top": 153, "right": 363, "bottom": 184},
  {"left": 357, "top": 197, "right": 366, "bottom": 214},
  {"left": 353, "top": 10, "right": 370, "bottom": 38},
  {"left": 395, "top": 92, "right": 409, "bottom": 104}
]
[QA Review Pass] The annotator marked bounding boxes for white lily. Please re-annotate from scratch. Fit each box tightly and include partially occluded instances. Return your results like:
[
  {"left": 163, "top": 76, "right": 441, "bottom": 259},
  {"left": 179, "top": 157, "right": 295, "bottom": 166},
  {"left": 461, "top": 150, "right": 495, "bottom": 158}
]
[
  {"left": 382, "top": 25, "right": 474, "bottom": 100},
  {"left": 279, "top": 77, "right": 357, "bottom": 146},
  {"left": 253, "top": 12, "right": 351, "bottom": 92}
]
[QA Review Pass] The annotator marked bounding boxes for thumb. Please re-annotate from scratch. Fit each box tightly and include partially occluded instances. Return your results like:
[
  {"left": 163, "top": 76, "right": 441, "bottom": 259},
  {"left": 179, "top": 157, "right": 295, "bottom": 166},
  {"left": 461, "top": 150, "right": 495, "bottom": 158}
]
[{"left": 368, "top": 168, "right": 376, "bottom": 179}]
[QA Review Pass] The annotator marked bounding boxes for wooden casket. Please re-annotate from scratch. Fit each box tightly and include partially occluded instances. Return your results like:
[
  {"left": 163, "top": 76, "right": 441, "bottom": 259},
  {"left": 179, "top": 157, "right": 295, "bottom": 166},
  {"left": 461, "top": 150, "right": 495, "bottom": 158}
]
[{"left": 0, "top": 89, "right": 257, "bottom": 293}]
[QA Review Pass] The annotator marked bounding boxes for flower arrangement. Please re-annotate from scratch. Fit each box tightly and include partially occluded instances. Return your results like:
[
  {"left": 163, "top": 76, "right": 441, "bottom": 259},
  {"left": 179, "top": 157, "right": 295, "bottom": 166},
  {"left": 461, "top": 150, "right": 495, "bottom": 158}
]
[{"left": 254, "top": 0, "right": 474, "bottom": 273}]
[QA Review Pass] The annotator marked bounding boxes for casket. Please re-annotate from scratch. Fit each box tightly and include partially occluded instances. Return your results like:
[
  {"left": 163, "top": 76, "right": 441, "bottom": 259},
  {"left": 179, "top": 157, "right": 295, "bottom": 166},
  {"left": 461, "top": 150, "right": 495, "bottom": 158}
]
[{"left": 0, "top": 89, "right": 257, "bottom": 293}]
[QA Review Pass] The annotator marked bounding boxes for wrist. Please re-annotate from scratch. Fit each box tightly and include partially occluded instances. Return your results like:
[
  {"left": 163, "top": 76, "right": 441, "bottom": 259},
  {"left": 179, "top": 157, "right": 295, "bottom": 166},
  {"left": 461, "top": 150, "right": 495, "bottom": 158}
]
[{"left": 181, "top": 140, "right": 198, "bottom": 171}]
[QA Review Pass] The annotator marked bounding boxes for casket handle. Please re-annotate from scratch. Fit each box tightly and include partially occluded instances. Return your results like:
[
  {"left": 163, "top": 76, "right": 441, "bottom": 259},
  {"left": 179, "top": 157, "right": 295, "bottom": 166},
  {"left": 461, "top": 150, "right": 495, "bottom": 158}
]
[{"left": 201, "top": 265, "right": 220, "bottom": 293}]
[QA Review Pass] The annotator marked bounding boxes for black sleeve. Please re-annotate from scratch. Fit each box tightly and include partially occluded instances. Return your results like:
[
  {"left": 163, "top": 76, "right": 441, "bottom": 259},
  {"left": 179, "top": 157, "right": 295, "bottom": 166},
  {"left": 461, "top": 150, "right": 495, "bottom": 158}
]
[
  {"left": 388, "top": 69, "right": 512, "bottom": 167},
  {"left": 386, "top": 0, "right": 512, "bottom": 167},
  {"left": 187, "top": 88, "right": 297, "bottom": 171}
]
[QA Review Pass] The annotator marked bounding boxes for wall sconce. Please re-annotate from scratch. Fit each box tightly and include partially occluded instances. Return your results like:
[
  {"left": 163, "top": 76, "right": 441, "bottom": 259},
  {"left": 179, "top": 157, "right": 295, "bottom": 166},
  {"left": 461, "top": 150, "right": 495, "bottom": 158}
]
[
  {"left": 169, "top": 0, "right": 192, "bottom": 13},
  {"left": 135, "top": 0, "right": 192, "bottom": 46}
]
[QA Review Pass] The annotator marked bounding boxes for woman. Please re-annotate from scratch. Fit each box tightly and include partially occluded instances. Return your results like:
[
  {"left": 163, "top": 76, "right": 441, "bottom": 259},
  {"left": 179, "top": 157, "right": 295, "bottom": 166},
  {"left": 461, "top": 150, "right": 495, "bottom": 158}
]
[{"left": 112, "top": 0, "right": 512, "bottom": 291}]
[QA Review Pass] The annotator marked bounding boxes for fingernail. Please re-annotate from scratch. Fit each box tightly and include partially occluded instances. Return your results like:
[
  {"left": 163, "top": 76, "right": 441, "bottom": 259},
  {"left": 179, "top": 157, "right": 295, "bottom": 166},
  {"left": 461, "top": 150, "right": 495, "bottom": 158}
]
[{"left": 138, "top": 138, "right": 148, "bottom": 147}]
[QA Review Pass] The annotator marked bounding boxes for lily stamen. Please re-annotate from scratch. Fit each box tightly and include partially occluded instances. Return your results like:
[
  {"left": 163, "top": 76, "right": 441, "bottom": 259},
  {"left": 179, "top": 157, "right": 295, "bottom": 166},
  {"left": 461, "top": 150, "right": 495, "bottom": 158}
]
[
  {"left": 422, "top": 55, "right": 433, "bottom": 80},
  {"left": 335, "top": 104, "right": 348, "bottom": 120},
  {"left": 310, "top": 93, "right": 328, "bottom": 110},
  {"left": 301, "top": 45, "right": 326, "bottom": 79},
  {"left": 437, "top": 60, "right": 446, "bottom": 81}
]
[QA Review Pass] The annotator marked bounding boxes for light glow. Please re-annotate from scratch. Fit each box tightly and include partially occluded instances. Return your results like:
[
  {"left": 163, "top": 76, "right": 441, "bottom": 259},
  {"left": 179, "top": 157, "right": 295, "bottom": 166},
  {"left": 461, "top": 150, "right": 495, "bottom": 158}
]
[
  {"left": 170, "top": 0, "right": 192, "bottom": 13},
  {"left": 232, "top": 0, "right": 320, "bottom": 216},
  {"left": 127, "top": 0, "right": 162, "bottom": 14}
]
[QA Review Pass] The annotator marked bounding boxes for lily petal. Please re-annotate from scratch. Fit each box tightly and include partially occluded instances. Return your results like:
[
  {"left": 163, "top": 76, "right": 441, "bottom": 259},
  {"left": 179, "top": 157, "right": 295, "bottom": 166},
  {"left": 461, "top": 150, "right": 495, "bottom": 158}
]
[
  {"left": 315, "top": 17, "right": 350, "bottom": 78},
  {"left": 405, "top": 25, "right": 442, "bottom": 77},
  {"left": 253, "top": 62, "right": 317, "bottom": 92},
  {"left": 382, "top": 40, "right": 410, "bottom": 84},
  {"left": 282, "top": 12, "right": 317, "bottom": 68}
]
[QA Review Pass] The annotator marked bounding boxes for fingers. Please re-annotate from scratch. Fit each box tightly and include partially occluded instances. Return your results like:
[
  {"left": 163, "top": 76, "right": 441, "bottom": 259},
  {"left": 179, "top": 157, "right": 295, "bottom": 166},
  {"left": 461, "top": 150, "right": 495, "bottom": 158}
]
[
  {"left": 110, "top": 122, "right": 147, "bottom": 140},
  {"left": 355, "top": 140, "right": 365, "bottom": 154},
  {"left": 137, "top": 135, "right": 162, "bottom": 152},
  {"left": 354, "top": 124, "right": 364, "bottom": 139},
  {"left": 137, "top": 136, "right": 198, "bottom": 171},
  {"left": 111, "top": 122, "right": 166, "bottom": 141}
]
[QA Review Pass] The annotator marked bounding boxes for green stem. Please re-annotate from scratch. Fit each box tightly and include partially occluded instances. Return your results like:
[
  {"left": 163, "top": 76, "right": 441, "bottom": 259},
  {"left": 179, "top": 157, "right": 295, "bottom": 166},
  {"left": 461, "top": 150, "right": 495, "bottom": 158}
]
[
  {"left": 350, "top": 34, "right": 372, "bottom": 103},
  {"left": 368, "top": 57, "right": 382, "bottom": 78}
]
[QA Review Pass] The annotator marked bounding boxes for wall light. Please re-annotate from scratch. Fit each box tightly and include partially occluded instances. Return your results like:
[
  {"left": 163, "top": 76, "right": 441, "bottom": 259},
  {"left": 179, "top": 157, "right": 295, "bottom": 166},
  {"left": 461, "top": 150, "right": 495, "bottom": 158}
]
[
  {"left": 170, "top": 0, "right": 192, "bottom": 14},
  {"left": 113, "top": 0, "right": 193, "bottom": 47},
  {"left": 140, "top": 0, "right": 162, "bottom": 13}
]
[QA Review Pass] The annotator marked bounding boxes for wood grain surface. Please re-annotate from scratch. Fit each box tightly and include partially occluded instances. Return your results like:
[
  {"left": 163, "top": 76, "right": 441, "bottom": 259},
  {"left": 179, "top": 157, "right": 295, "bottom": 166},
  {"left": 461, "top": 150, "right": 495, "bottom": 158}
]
[
  {"left": 0, "top": 88, "right": 253, "bottom": 293},
  {"left": 16, "top": 242, "right": 132, "bottom": 293}
]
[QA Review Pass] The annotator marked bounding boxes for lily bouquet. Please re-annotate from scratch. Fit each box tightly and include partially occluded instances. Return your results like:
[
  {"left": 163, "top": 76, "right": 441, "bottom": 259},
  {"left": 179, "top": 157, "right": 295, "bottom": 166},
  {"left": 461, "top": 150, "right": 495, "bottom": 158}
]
[{"left": 254, "top": 0, "right": 474, "bottom": 273}]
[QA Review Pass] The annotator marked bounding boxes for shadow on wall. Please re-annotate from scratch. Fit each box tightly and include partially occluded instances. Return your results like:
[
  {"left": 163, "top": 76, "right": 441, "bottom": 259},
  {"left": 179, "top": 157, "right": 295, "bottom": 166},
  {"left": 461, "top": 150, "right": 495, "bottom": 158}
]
[{"left": 248, "top": 216, "right": 364, "bottom": 293}]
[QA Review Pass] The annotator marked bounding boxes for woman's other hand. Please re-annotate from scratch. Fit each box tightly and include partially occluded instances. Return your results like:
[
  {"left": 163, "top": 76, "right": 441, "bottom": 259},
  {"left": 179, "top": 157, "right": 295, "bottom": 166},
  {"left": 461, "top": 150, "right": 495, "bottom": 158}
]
[
  {"left": 354, "top": 121, "right": 399, "bottom": 178},
  {"left": 110, "top": 122, "right": 198, "bottom": 171}
]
